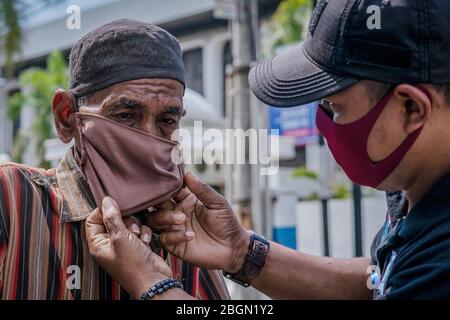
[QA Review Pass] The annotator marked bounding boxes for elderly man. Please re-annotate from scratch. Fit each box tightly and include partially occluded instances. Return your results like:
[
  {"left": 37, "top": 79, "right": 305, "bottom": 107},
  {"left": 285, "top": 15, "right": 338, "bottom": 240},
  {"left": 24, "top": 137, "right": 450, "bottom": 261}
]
[{"left": 0, "top": 19, "right": 229, "bottom": 300}]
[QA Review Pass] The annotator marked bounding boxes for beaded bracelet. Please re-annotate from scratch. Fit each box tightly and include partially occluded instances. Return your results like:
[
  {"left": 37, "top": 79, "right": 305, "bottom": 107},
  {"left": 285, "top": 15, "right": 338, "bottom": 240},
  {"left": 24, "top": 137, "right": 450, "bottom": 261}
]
[{"left": 140, "top": 279, "right": 184, "bottom": 300}]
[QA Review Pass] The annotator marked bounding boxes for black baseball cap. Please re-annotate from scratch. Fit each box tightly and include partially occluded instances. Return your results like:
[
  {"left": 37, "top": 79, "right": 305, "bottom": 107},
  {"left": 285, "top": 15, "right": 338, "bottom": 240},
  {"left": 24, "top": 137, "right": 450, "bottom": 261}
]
[{"left": 249, "top": 0, "right": 450, "bottom": 108}]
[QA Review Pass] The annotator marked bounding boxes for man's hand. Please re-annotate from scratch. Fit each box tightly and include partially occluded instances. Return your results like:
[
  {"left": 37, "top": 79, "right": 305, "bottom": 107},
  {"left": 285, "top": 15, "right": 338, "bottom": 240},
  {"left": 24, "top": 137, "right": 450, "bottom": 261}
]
[
  {"left": 85, "top": 197, "right": 173, "bottom": 299},
  {"left": 123, "top": 215, "right": 152, "bottom": 245},
  {"left": 146, "top": 172, "right": 250, "bottom": 274}
]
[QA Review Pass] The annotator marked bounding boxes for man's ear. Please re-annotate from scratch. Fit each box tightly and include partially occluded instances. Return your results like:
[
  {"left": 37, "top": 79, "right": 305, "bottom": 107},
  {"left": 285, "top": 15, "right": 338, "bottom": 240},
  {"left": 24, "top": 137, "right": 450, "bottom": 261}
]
[
  {"left": 393, "top": 84, "right": 432, "bottom": 134},
  {"left": 52, "top": 89, "right": 77, "bottom": 144}
]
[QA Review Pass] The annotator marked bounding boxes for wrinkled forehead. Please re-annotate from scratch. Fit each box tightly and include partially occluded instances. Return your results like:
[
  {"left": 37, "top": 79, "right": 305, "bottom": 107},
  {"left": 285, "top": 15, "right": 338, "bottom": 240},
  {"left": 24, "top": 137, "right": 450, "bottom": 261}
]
[
  {"left": 78, "top": 78, "right": 185, "bottom": 107},
  {"left": 107, "top": 78, "right": 184, "bottom": 97}
]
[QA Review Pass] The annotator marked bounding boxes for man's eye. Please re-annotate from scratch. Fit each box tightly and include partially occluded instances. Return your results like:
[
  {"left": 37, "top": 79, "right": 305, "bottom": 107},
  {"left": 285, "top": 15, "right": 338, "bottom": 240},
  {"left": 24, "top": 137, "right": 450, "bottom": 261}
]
[
  {"left": 321, "top": 99, "right": 333, "bottom": 113},
  {"left": 116, "top": 112, "right": 133, "bottom": 120},
  {"left": 161, "top": 118, "right": 177, "bottom": 125}
]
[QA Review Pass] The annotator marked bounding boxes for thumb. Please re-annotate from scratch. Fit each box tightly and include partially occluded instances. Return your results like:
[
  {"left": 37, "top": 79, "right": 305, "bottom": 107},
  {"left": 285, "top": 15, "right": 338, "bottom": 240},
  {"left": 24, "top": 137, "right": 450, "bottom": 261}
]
[
  {"left": 184, "top": 171, "right": 225, "bottom": 205},
  {"left": 101, "top": 197, "right": 126, "bottom": 235}
]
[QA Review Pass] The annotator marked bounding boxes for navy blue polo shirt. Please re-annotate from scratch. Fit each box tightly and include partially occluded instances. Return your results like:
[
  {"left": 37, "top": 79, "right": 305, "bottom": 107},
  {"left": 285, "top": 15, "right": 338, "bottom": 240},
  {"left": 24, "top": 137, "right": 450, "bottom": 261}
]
[{"left": 370, "top": 171, "right": 450, "bottom": 299}]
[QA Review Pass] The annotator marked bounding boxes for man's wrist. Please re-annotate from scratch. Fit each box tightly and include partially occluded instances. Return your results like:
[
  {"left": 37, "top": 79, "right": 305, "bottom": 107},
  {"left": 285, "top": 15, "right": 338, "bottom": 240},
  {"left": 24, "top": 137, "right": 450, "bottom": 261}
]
[
  {"left": 226, "top": 230, "right": 252, "bottom": 274},
  {"left": 129, "top": 272, "right": 169, "bottom": 300},
  {"left": 140, "top": 279, "right": 184, "bottom": 300},
  {"left": 223, "top": 232, "right": 270, "bottom": 287},
  {"left": 151, "top": 287, "right": 194, "bottom": 300}
]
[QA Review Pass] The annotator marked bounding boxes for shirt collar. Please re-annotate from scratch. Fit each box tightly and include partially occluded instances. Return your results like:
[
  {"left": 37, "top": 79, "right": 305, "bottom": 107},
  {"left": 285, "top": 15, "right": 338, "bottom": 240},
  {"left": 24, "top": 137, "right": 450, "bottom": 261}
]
[
  {"left": 56, "top": 148, "right": 96, "bottom": 223},
  {"left": 386, "top": 191, "right": 409, "bottom": 220},
  {"left": 394, "top": 170, "right": 450, "bottom": 240}
]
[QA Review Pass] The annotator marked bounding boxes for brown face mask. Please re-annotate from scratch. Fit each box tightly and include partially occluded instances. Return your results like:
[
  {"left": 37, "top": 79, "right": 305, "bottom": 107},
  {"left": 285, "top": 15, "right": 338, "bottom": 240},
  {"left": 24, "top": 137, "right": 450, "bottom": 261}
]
[{"left": 74, "top": 113, "right": 183, "bottom": 216}]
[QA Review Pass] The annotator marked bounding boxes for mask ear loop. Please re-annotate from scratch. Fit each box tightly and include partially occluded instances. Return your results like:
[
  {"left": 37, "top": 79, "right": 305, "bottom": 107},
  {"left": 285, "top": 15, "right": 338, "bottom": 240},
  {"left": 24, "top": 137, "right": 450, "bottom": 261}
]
[
  {"left": 69, "top": 90, "right": 86, "bottom": 168},
  {"left": 75, "top": 117, "right": 87, "bottom": 169},
  {"left": 69, "top": 90, "right": 80, "bottom": 113}
]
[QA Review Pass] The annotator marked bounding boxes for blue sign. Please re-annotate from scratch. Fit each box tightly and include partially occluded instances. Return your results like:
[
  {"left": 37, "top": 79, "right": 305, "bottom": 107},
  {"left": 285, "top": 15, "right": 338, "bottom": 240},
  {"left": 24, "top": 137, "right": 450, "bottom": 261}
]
[
  {"left": 273, "top": 227, "right": 297, "bottom": 250},
  {"left": 269, "top": 102, "right": 318, "bottom": 146}
]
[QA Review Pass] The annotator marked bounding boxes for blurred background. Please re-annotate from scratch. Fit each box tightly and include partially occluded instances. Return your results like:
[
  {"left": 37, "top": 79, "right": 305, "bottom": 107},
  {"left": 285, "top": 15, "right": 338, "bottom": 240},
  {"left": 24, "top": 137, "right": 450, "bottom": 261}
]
[{"left": 0, "top": 0, "right": 387, "bottom": 299}]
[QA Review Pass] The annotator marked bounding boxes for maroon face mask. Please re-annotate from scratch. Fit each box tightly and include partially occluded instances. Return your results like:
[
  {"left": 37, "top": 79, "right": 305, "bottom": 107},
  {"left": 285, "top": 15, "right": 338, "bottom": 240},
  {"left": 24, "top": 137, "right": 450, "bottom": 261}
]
[
  {"left": 75, "top": 113, "right": 183, "bottom": 215},
  {"left": 316, "top": 87, "right": 431, "bottom": 188}
]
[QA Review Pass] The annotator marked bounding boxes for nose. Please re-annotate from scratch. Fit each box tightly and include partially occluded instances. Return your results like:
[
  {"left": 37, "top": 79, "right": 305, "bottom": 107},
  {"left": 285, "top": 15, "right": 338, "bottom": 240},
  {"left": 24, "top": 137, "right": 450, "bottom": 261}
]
[{"left": 139, "top": 118, "right": 160, "bottom": 136}]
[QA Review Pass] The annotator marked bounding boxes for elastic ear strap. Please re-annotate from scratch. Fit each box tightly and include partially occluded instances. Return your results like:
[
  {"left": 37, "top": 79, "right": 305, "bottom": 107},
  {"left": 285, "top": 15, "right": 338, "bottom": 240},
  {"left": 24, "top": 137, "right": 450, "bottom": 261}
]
[
  {"left": 73, "top": 114, "right": 87, "bottom": 168},
  {"left": 69, "top": 90, "right": 80, "bottom": 112}
]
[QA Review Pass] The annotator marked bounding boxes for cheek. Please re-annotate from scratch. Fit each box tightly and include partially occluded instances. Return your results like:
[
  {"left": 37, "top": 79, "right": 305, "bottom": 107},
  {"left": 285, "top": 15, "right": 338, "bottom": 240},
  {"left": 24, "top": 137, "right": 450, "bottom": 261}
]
[
  {"left": 333, "top": 105, "right": 371, "bottom": 125},
  {"left": 367, "top": 104, "right": 408, "bottom": 162}
]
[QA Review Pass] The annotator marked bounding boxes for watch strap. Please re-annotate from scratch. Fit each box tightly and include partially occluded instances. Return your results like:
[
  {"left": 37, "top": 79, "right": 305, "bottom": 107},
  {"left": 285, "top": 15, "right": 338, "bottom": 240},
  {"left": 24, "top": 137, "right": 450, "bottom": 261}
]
[{"left": 223, "top": 233, "right": 270, "bottom": 287}]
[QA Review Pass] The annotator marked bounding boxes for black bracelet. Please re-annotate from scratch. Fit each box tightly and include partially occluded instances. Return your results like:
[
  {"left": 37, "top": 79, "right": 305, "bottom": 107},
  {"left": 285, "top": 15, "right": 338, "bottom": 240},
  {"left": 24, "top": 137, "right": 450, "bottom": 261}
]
[{"left": 140, "top": 279, "right": 184, "bottom": 300}]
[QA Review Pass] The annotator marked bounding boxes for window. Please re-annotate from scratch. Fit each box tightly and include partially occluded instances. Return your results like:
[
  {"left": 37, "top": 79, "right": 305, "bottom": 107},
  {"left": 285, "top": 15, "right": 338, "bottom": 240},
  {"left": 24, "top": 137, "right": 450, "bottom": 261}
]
[
  {"left": 182, "top": 48, "right": 203, "bottom": 95},
  {"left": 222, "top": 41, "right": 232, "bottom": 116},
  {"left": 8, "top": 89, "right": 21, "bottom": 141}
]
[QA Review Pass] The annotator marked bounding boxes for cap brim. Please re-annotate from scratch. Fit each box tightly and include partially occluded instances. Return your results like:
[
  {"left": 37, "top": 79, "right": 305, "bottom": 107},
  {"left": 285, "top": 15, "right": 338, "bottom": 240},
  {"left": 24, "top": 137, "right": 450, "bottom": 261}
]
[{"left": 249, "top": 43, "right": 358, "bottom": 108}]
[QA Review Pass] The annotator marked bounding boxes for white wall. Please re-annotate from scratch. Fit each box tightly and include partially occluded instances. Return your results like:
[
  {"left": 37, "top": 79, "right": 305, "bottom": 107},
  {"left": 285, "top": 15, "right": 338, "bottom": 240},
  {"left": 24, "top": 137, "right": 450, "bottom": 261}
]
[
  {"left": 180, "top": 27, "right": 230, "bottom": 116},
  {"left": 17, "top": 0, "right": 217, "bottom": 62},
  {"left": 296, "top": 193, "right": 387, "bottom": 258}
]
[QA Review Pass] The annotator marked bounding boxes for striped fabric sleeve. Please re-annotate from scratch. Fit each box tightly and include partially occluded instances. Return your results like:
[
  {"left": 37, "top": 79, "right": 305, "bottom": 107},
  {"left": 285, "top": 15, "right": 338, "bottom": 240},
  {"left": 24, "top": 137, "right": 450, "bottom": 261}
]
[
  {"left": 0, "top": 206, "right": 6, "bottom": 297},
  {"left": 198, "top": 269, "right": 231, "bottom": 300},
  {"left": 0, "top": 166, "right": 11, "bottom": 297}
]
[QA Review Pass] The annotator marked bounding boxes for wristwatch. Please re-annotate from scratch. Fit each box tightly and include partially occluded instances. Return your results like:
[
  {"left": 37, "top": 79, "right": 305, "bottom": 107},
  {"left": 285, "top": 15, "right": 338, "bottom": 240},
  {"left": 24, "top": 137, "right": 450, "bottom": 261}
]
[{"left": 223, "top": 233, "right": 270, "bottom": 287}]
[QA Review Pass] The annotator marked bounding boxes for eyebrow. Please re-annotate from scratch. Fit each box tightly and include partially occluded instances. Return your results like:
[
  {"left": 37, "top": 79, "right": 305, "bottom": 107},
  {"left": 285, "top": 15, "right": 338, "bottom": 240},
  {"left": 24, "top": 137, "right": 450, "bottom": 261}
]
[
  {"left": 106, "top": 97, "right": 182, "bottom": 116},
  {"left": 164, "top": 106, "right": 182, "bottom": 117},
  {"left": 105, "top": 97, "right": 144, "bottom": 113}
]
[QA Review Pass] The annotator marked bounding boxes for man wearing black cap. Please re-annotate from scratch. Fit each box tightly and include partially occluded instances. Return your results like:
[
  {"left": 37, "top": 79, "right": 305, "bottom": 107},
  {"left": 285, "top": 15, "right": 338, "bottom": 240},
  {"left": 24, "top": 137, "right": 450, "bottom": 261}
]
[
  {"left": 0, "top": 19, "right": 229, "bottom": 300},
  {"left": 91, "top": 1, "right": 450, "bottom": 299}
]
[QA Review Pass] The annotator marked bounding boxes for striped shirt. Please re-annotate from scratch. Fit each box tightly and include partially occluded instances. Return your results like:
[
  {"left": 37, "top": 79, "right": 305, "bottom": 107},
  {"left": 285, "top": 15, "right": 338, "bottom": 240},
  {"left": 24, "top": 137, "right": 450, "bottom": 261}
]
[{"left": 0, "top": 149, "right": 230, "bottom": 300}]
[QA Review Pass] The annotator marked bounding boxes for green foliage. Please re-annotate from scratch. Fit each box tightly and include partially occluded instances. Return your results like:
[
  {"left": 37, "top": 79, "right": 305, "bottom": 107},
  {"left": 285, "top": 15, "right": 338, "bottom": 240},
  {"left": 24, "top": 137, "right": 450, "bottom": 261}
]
[
  {"left": 10, "top": 130, "right": 29, "bottom": 164},
  {"left": 0, "top": 0, "right": 22, "bottom": 77},
  {"left": 303, "top": 192, "right": 320, "bottom": 201},
  {"left": 7, "top": 51, "right": 68, "bottom": 167},
  {"left": 1, "top": 0, "right": 65, "bottom": 77},
  {"left": 332, "top": 184, "right": 350, "bottom": 199},
  {"left": 269, "top": 0, "right": 313, "bottom": 52},
  {"left": 292, "top": 166, "right": 318, "bottom": 180},
  {"left": 292, "top": 167, "right": 351, "bottom": 199}
]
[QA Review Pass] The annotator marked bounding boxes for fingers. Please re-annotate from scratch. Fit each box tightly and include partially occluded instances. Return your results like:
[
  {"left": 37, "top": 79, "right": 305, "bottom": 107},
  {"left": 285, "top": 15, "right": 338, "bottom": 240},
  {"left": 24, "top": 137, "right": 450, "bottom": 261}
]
[
  {"left": 183, "top": 172, "right": 224, "bottom": 205},
  {"left": 160, "top": 230, "right": 195, "bottom": 248},
  {"left": 101, "top": 197, "right": 126, "bottom": 236},
  {"left": 172, "top": 186, "right": 192, "bottom": 203},
  {"left": 124, "top": 216, "right": 141, "bottom": 236},
  {"left": 85, "top": 208, "right": 106, "bottom": 241},
  {"left": 154, "top": 199, "right": 176, "bottom": 210},
  {"left": 144, "top": 210, "right": 186, "bottom": 231},
  {"left": 140, "top": 225, "right": 152, "bottom": 245}
]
